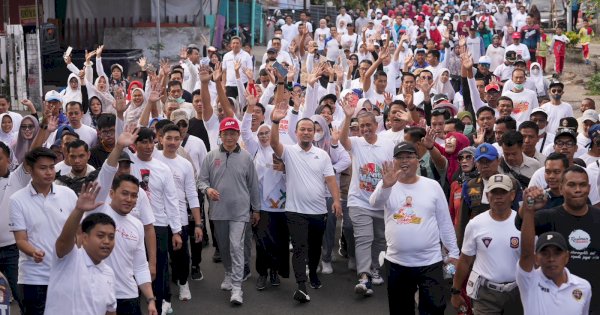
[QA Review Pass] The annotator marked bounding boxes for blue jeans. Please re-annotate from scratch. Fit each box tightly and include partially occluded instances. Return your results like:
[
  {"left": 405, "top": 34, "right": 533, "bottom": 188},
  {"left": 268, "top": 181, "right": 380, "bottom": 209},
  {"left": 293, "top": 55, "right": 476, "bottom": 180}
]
[
  {"left": 18, "top": 284, "right": 47, "bottom": 315},
  {"left": 0, "top": 244, "right": 21, "bottom": 311}
]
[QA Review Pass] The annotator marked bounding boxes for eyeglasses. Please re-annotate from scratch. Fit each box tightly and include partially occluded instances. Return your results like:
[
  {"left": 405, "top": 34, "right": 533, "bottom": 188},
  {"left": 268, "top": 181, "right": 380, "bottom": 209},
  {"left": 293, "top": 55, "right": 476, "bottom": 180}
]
[
  {"left": 20, "top": 124, "right": 35, "bottom": 130},
  {"left": 555, "top": 140, "right": 575, "bottom": 148},
  {"left": 432, "top": 108, "right": 448, "bottom": 115},
  {"left": 458, "top": 155, "right": 473, "bottom": 161},
  {"left": 257, "top": 131, "right": 270, "bottom": 137}
]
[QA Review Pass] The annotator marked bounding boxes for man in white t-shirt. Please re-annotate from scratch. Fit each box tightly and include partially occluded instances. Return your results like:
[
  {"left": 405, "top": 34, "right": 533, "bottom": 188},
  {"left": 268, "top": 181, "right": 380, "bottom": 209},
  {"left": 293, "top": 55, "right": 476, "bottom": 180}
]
[
  {"left": 501, "top": 68, "right": 538, "bottom": 126},
  {"left": 336, "top": 7, "right": 353, "bottom": 30},
  {"left": 9, "top": 147, "right": 78, "bottom": 314},
  {"left": 222, "top": 37, "right": 254, "bottom": 98},
  {"left": 340, "top": 106, "right": 394, "bottom": 296},
  {"left": 270, "top": 106, "right": 341, "bottom": 303},
  {"left": 370, "top": 141, "right": 459, "bottom": 314},
  {"left": 281, "top": 15, "right": 299, "bottom": 44},
  {"left": 540, "top": 82, "right": 573, "bottom": 134},
  {"left": 65, "top": 101, "right": 97, "bottom": 148},
  {"left": 451, "top": 174, "right": 523, "bottom": 314},
  {"left": 517, "top": 187, "right": 592, "bottom": 315},
  {"left": 506, "top": 32, "right": 530, "bottom": 62}
]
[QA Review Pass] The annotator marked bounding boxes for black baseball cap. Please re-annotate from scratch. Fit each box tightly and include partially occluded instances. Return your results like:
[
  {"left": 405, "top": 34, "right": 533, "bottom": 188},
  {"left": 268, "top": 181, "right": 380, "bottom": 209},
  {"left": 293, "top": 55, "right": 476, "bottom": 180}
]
[
  {"left": 536, "top": 232, "right": 568, "bottom": 252},
  {"left": 555, "top": 128, "right": 577, "bottom": 142},
  {"left": 118, "top": 152, "right": 134, "bottom": 164},
  {"left": 393, "top": 141, "right": 417, "bottom": 157},
  {"left": 319, "top": 94, "right": 338, "bottom": 105}
]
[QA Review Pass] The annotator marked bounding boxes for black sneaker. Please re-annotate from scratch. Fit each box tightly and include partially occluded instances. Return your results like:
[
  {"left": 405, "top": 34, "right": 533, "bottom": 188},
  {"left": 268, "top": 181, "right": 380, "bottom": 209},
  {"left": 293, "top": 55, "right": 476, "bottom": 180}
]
[
  {"left": 212, "top": 249, "right": 222, "bottom": 263},
  {"left": 191, "top": 266, "right": 204, "bottom": 281},
  {"left": 256, "top": 275, "right": 267, "bottom": 290},
  {"left": 293, "top": 283, "right": 311, "bottom": 303},
  {"left": 270, "top": 271, "right": 281, "bottom": 286},
  {"left": 243, "top": 264, "right": 251, "bottom": 281},
  {"left": 309, "top": 274, "right": 322, "bottom": 289}
]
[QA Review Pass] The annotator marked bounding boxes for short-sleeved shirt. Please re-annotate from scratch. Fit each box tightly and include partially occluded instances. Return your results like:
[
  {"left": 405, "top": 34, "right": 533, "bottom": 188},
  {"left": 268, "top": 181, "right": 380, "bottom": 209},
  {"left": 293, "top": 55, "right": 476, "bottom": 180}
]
[
  {"left": 282, "top": 144, "right": 335, "bottom": 215},
  {"left": 45, "top": 247, "right": 117, "bottom": 314},
  {"left": 9, "top": 183, "right": 77, "bottom": 285},
  {"left": 462, "top": 210, "right": 521, "bottom": 283},
  {"left": 516, "top": 265, "right": 591, "bottom": 315}
]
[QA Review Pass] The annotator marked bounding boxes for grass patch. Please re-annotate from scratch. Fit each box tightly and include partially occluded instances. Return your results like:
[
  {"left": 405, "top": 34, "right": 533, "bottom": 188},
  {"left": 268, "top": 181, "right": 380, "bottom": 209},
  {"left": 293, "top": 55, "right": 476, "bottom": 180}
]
[{"left": 586, "top": 72, "right": 600, "bottom": 95}]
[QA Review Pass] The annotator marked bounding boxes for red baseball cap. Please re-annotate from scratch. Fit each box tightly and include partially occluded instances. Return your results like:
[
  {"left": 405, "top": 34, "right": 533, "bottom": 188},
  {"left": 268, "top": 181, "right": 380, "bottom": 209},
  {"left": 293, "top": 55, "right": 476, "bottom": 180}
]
[
  {"left": 219, "top": 117, "right": 240, "bottom": 132},
  {"left": 512, "top": 32, "right": 521, "bottom": 39},
  {"left": 485, "top": 83, "right": 500, "bottom": 92}
]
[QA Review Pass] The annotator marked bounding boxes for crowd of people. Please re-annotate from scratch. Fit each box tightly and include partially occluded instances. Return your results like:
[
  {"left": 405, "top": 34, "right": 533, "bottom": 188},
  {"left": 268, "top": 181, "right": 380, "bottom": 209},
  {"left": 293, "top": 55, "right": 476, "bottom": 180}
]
[{"left": 0, "top": 0, "right": 599, "bottom": 314}]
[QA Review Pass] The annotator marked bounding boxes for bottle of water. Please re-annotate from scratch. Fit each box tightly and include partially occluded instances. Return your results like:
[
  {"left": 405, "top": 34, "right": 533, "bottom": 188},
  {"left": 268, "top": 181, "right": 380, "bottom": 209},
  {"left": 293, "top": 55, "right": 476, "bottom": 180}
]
[{"left": 443, "top": 263, "right": 456, "bottom": 279}]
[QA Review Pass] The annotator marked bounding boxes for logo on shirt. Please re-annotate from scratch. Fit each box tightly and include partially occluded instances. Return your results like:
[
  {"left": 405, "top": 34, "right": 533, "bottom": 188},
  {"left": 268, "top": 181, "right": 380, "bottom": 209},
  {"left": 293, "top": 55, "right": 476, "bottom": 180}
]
[
  {"left": 482, "top": 237, "right": 492, "bottom": 248},
  {"left": 513, "top": 101, "right": 530, "bottom": 114},
  {"left": 392, "top": 196, "right": 422, "bottom": 224},
  {"left": 538, "top": 283, "right": 550, "bottom": 293},
  {"left": 572, "top": 289, "right": 583, "bottom": 301},
  {"left": 116, "top": 227, "right": 139, "bottom": 242},
  {"left": 568, "top": 229, "right": 591, "bottom": 251},
  {"left": 510, "top": 236, "right": 520, "bottom": 248},
  {"left": 214, "top": 159, "right": 222, "bottom": 168},
  {"left": 358, "top": 162, "right": 383, "bottom": 193}
]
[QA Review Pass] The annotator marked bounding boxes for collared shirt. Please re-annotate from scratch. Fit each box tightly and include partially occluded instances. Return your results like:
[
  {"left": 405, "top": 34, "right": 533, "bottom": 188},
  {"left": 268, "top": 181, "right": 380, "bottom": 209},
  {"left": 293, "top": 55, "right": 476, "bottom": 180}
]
[
  {"left": 516, "top": 265, "right": 591, "bottom": 315},
  {"left": 499, "top": 153, "right": 541, "bottom": 179},
  {"left": 281, "top": 144, "right": 335, "bottom": 215},
  {"left": 222, "top": 50, "right": 254, "bottom": 86},
  {"left": 45, "top": 247, "right": 117, "bottom": 314},
  {"left": 9, "top": 183, "right": 77, "bottom": 284}
]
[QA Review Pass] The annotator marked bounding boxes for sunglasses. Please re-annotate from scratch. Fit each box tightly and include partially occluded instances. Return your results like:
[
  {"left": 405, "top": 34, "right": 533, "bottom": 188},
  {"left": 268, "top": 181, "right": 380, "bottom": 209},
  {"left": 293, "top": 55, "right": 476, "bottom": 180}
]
[
  {"left": 458, "top": 155, "right": 473, "bottom": 161},
  {"left": 20, "top": 124, "right": 35, "bottom": 130},
  {"left": 550, "top": 89, "right": 563, "bottom": 94}
]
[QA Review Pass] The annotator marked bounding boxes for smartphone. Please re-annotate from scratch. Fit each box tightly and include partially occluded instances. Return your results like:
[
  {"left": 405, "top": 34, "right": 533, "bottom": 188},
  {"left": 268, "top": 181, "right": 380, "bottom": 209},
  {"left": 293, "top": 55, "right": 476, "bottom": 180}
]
[
  {"left": 272, "top": 61, "right": 288, "bottom": 78},
  {"left": 63, "top": 46, "right": 72, "bottom": 62}
]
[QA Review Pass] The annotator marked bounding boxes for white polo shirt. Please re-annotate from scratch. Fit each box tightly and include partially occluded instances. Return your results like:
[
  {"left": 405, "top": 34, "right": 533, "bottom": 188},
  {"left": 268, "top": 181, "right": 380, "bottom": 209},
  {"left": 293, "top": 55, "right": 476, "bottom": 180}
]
[
  {"left": 222, "top": 50, "right": 253, "bottom": 86},
  {"left": 281, "top": 144, "right": 335, "bottom": 215},
  {"left": 9, "top": 183, "right": 77, "bottom": 285},
  {"left": 0, "top": 165, "right": 30, "bottom": 247},
  {"left": 45, "top": 247, "right": 117, "bottom": 314},
  {"left": 89, "top": 205, "right": 150, "bottom": 299},
  {"left": 516, "top": 265, "right": 591, "bottom": 315},
  {"left": 95, "top": 162, "right": 155, "bottom": 225},
  {"left": 347, "top": 136, "right": 394, "bottom": 210},
  {"left": 462, "top": 210, "right": 521, "bottom": 283}
]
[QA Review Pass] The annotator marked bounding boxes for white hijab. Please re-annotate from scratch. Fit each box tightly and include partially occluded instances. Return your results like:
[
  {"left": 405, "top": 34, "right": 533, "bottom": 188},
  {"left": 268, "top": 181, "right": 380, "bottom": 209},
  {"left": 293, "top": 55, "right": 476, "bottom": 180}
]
[
  {"left": 529, "top": 62, "right": 546, "bottom": 97},
  {"left": 433, "top": 68, "right": 455, "bottom": 100},
  {"left": 61, "top": 73, "right": 82, "bottom": 110},
  {"left": 0, "top": 113, "right": 16, "bottom": 146},
  {"left": 123, "top": 88, "right": 146, "bottom": 126},
  {"left": 253, "top": 124, "right": 284, "bottom": 203}
]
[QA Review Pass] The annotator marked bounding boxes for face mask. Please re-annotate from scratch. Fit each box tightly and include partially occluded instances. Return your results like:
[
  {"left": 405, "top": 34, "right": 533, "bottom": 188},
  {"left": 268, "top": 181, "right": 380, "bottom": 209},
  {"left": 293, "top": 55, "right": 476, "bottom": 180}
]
[
  {"left": 514, "top": 83, "right": 524, "bottom": 90},
  {"left": 463, "top": 125, "right": 474, "bottom": 134},
  {"left": 531, "top": 69, "right": 540, "bottom": 75},
  {"left": 314, "top": 132, "right": 324, "bottom": 142},
  {"left": 551, "top": 94, "right": 562, "bottom": 100},
  {"left": 176, "top": 97, "right": 185, "bottom": 104},
  {"left": 538, "top": 126, "right": 546, "bottom": 135},
  {"left": 430, "top": 26, "right": 436, "bottom": 30}
]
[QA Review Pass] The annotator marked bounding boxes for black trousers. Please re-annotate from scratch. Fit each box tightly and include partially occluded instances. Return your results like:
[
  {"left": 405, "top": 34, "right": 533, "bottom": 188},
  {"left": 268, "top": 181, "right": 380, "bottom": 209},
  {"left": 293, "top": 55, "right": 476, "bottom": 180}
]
[
  {"left": 153, "top": 226, "right": 171, "bottom": 306},
  {"left": 18, "top": 284, "right": 47, "bottom": 315},
  {"left": 168, "top": 225, "right": 190, "bottom": 285},
  {"left": 287, "top": 212, "right": 326, "bottom": 284},
  {"left": 117, "top": 297, "right": 142, "bottom": 315},
  {"left": 0, "top": 244, "right": 21, "bottom": 311},
  {"left": 386, "top": 259, "right": 447, "bottom": 315},
  {"left": 253, "top": 211, "right": 290, "bottom": 277}
]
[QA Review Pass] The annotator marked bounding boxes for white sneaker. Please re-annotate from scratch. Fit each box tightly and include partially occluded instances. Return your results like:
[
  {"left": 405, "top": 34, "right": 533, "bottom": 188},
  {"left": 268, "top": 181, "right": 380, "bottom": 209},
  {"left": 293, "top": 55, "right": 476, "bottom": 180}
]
[
  {"left": 348, "top": 257, "right": 357, "bottom": 271},
  {"left": 221, "top": 275, "right": 233, "bottom": 291},
  {"left": 161, "top": 301, "right": 173, "bottom": 315},
  {"left": 320, "top": 260, "right": 333, "bottom": 274},
  {"left": 230, "top": 287, "right": 244, "bottom": 305},
  {"left": 178, "top": 282, "right": 192, "bottom": 301},
  {"left": 371, "top": 268, "right": 384, "bottom": 285}
]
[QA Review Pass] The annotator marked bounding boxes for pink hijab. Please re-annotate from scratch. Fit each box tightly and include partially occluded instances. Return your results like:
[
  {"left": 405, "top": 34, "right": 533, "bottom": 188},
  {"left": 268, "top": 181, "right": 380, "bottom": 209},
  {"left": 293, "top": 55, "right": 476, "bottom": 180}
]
[{"left": 434, "top": 132, "right": 470, "bottom": 182}]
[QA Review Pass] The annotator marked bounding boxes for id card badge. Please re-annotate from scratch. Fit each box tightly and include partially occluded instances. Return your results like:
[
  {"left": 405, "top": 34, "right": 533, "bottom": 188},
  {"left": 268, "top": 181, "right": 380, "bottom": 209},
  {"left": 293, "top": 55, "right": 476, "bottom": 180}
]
[{"left": 466, "top": 270, "right": 482, "bottom": 300}]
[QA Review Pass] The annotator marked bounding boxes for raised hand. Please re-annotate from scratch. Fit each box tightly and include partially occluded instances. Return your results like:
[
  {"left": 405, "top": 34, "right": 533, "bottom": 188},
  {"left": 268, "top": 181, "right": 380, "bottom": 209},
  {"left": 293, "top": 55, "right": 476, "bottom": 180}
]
[
  {"left": 85, "top": 50, "right": 96, "bottom": 63},
  {"left": 76, "top": 182, "right": 104, "bottom": 212},
  {"left": 198, "top": 65, "right": 212, "bottom": 83},
  {"left": 159, "top": 58, "right": 170, "bottom": 75},
  {"left": 287, "top": 65, "right": 297, "bottom": 81},
  {"left": 64, "top": 54, "right": 72, "bottom": 65},
  {"left": 212, "top": 61, "right": 223, "bottom": 81},
  {"left": 307, "top": 67, "right": 321, "bottom": 86},
  {"left": 308, "top": 40, "right": 317, "bottom": 54},
  {"left": 271, "top": 101, "right": 289, "bottom": 122},
  {"left": 95, "top": 45, "right": 104, "bottom": 57},
  {"left": 404, "top": 54, "right": 414, "bottom": 68},
  {"left": 137, "top": 57, "right": 147, "bottom": 71},
  {"left": 243, "top": 67, "right": 254, "bottom": 81},
  {"left": 331, "top": 126, "right": 340, "bottom": 145},
  {"left": 404, "top": 90, "right": 414, "bottom": 107},
  {"left": 46, "top": 115, "right": 59, "bottom": 133},
  {"left": 461, "top": 52, "right": 474, "bottom": 69},
  {"left": 180, "top": 46, "right": 188, "bottom": 60},
  {"left": 397, "top": 108, "right": 413, "bottom": 123},
  {"left": 117, "top": 125, "right": 139, "bottom": 147},
  {"left": 458, "top": 35, "right": 466, "bottom": 47},
  {"left": 384, "top": 92, "right": 394, "bottom": 106},
  {"left": 245, "top": 87, "right": 258, "bottom": 109},
  {"left": 474, "top": 127, "right": 485, "bottom": 146},
  {"left": 20, "top": 99, "right": 36, "bottom": 111},
  {"left": 114, "top": 87, "right": 127, "bottom": 113},
  {"left": 234, "top": 59, "right": 242, "bottom": 73},
  {"left": 334, "top": 64, "right": 344, "bottom": 81},
  {"left": 342, "top": 98, "right": 354, "bottom": 118},
  {"left": 421, "top": 127, "right": 436, "bottom": 149},
  {"left": 381, "top": 161, "right": 400, "bottom": 188}
]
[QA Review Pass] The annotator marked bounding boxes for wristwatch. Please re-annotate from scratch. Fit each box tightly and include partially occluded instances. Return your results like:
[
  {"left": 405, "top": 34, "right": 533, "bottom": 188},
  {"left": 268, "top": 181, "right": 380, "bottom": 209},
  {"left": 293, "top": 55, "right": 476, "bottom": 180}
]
[
  {"left": 146, "top": 296, "right": 157, "bottom": 304},
  {"left": 450, "top": 287, "right": 461, "bottom": 295},
  {"left": 195, "top": 223, "right": 204, "bottom": 229}
]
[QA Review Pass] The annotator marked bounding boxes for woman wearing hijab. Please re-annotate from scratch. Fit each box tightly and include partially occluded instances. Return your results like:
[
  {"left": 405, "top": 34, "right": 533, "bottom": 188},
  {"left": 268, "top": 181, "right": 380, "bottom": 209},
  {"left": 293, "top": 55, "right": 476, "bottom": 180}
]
[
  {"left": 0, "top": 113, "right": 17, "bottom": 146},
  {"left": 123, "top": 87, "right": 149, "bottom": 126},
  {"left": 12, "top": 115, "right": 40, "bottom": 164},
  {"left": 529, "top": 62, "right": 548, "bottom": 99},
  {"left": 433, "top": 68, "right": 455, "bottom": 101},
  {"left": 310, "top": 114, "right": 351, "bottom": 274},
  {"left": 448, "top": 146, "right": 479, "bottom": 225},
  {"left": 433, "top": 131, "right": 471, "bottom": 183},
  {"left": 241, "top": 98, "right": 289, "bottom": 289},
  {"left": 60, "top": 73, "right": 82, "bottom": 111}
]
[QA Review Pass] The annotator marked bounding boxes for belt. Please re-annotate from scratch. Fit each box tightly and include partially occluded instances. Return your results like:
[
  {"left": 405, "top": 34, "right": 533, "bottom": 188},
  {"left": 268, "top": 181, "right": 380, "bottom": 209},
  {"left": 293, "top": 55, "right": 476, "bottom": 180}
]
[{"left": 482, "top": 279, "right": 517, "bottom": 293}]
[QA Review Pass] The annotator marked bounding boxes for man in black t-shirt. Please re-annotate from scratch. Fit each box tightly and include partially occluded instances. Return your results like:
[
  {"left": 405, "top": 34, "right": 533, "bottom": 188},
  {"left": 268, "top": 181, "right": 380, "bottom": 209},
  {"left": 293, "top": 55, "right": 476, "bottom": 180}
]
[
  {"left": 516, "top": 166, "right": 600, "bottom": 313},
  {"left": 188, "top": 89, "right": 211, "bottom": 151}
]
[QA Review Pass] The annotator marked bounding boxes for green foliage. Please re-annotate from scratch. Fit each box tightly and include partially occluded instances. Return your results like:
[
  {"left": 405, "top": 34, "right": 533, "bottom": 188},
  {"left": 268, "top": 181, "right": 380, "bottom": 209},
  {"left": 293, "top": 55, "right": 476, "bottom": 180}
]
[
  {"left": 586, "top": 72, "right": 600, "bottom": 95},
  {"left": 565, "top": 31, "right": 580, "bottom": 48}
]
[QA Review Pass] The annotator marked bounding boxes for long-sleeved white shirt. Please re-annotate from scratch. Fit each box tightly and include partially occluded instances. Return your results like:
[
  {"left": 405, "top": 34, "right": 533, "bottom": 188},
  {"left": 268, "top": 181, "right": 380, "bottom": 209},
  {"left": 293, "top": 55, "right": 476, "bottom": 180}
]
[{"left": 370, "top": 176, "right": 459, "bottom": 267}]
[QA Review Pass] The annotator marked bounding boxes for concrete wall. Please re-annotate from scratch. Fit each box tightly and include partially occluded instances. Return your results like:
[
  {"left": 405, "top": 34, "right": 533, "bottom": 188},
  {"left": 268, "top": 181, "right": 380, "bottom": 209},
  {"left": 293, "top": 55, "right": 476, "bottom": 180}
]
[{"left": 103, "top": 26, "right": 211, "bottom": 64}]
